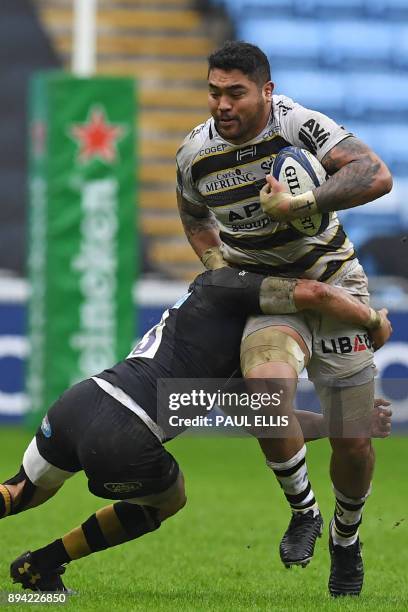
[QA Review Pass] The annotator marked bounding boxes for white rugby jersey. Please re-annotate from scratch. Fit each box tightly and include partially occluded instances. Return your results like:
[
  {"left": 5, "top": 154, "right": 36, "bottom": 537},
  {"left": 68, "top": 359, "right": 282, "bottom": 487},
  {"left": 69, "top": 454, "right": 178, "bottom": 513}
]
[{"left": 176, "top": 95, "right": 356, "bottom": 283}]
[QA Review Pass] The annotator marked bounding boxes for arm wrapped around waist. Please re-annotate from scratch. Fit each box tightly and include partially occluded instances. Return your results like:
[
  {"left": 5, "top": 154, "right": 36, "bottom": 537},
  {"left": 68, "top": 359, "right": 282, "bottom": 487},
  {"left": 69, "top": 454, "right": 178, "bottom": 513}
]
[{"left": 201, "top": 246, "right": 230, "bottom": 270}]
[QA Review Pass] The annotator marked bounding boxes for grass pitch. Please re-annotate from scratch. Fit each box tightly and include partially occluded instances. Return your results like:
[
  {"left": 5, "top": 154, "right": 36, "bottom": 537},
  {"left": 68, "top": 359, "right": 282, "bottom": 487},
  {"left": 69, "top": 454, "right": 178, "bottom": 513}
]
[{"left": 0, "top": 427, "right": 407, "bottom": 611}]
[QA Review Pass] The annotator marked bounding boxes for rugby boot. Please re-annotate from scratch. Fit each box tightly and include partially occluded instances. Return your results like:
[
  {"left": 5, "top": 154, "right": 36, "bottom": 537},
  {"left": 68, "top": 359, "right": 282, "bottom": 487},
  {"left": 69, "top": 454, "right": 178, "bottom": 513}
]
[
  {"left": 280, "top": 509, "right": 323, "bottom": 568},
  {"left": 328, "top": 529, "right": 364, "bottom": 597},
  {"left": 10, "top": 551, "right": 69, "bottom": 592}
]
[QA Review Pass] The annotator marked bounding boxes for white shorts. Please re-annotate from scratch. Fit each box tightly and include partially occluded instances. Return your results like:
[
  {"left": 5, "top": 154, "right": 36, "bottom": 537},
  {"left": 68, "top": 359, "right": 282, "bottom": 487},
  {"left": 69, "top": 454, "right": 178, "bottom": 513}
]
[{"left": 242, "top": 262, "right": 375, "bottom": 387}]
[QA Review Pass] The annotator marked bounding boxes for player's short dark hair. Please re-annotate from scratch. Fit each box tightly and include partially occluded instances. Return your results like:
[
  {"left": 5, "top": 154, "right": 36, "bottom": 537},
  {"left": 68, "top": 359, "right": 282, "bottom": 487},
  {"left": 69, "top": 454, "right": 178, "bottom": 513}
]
[{"left": 208, "top": 41, "right": 271, "bottom": 87}]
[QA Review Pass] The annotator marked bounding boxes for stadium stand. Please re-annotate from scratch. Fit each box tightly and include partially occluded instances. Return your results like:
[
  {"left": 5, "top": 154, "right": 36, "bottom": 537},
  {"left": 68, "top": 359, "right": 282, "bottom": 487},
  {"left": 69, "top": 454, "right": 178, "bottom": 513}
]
[
  {"left": 0, "top": 0, "right": 60, "bottom": 276},
  {"left": 213, "top": 0, "right": 408, "bottom": 274},
  {"left": 239, "top": 19, "right": 408, "bottom": 69},
  {"left": 214, "top": 0, "right": 408, "bottom": 19},
  {"left": 238, "top": 19, "right": 322, "bottom": 65},
  {"left": 4, "top": 0, "right": 408, "bottom": 280},
  {"left": 345, "top": 124, "right": 408, "bottom": 174},
  {"left": 273, "top": 71, "right": 346, "bottom": 114},
  {"left": 270, "top": 70, "right": 408, "bottom": 122},
  {"left": 35, "top": 0, "right": 214, "bottom": 281}
]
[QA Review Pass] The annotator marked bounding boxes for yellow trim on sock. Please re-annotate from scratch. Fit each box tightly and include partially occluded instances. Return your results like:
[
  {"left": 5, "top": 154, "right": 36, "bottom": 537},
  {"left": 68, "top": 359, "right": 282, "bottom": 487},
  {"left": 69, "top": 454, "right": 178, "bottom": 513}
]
[
  {"left": 96, "top": 505, "right": 128, "bottom": 546},
  {"left": 62, "top": 527, "right": 91, "bottom": 560},
  {"left": 0, "top": 484, "right": 12, "bottom": 517}
]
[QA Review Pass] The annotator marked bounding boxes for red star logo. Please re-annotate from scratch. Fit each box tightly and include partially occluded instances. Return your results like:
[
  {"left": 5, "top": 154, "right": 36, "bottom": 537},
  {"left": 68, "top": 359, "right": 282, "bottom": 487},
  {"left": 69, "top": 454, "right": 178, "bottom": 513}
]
[{"left": 70, "top": 106, "right": 126, "bottom": 164}]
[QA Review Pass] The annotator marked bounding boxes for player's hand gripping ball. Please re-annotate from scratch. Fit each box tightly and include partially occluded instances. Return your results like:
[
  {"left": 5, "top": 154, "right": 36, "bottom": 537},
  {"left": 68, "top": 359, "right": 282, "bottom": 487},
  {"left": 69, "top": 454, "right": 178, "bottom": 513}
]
[{"left": 260, "top": 147, "right": 326, "bottom": 236}]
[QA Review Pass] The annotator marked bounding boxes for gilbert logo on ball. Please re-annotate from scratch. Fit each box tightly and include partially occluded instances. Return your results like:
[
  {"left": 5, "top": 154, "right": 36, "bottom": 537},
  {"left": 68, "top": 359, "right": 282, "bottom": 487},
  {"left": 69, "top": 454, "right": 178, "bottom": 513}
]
[{"left": 272, "top": 146, "right": 329, "bottom": 237}]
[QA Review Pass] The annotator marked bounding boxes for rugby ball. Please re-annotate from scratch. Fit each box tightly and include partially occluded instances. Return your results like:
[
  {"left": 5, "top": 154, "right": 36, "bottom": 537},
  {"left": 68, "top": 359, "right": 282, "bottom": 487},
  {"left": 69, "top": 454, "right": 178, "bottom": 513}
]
[{"left": 272, "top": 146, "right": 328, "bottom": 237}]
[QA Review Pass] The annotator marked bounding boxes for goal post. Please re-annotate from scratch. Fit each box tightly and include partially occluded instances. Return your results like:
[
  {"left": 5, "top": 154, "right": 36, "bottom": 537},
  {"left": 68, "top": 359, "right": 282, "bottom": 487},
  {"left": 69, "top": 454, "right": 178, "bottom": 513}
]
[{"left": 25, "top": 1, "right": 138, "bottom": 427}]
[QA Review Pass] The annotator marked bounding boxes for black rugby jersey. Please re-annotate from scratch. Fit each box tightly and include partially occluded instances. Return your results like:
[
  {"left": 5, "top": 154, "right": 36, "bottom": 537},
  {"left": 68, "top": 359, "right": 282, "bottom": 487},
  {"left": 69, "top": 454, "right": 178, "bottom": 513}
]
[{"left": 96, "top": 268, "right": 263, "bottom": 425}]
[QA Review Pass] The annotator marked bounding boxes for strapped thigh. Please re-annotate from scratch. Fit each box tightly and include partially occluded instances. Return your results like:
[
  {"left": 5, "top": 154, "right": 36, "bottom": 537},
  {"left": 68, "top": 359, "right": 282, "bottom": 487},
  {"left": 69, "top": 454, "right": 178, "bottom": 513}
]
[{"left": 240, "top": 327, "right": 306, "bottom": 377}]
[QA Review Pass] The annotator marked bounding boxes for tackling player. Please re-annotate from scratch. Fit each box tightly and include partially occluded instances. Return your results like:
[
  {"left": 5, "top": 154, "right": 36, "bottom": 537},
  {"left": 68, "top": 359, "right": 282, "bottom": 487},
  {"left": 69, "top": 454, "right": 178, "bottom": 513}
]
[
  {"left": 176, "top": 41, "right": 393, "bottom": 596},
  {"left": 0, "top": 268, "right": 392, "bottom": 592}
]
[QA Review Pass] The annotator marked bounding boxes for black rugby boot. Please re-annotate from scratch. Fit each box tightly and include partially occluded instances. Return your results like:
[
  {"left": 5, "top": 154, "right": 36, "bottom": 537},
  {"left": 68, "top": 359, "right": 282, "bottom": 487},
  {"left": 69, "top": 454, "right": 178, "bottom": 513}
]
[
  {"left": 10, "top": 551, "right": 69, "bottom": 592},
  {"left": 280, "top": 509, "right": 323, "bottom": 568},
  {"left": 328, "top": 530, "right": 364, "bottom": 597}
]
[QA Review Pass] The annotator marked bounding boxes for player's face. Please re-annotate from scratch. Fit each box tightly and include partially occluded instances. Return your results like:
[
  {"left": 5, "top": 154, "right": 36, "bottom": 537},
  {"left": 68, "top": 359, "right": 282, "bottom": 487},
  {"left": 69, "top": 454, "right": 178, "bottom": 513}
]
[{"left": 208, "top": 68, "right": 273, "bottom": 144}]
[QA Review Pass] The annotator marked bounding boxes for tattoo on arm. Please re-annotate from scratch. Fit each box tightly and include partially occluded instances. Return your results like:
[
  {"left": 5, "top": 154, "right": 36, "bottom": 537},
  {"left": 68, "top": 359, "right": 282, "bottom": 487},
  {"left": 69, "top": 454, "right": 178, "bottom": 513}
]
[
  {"left": 180, "top": 207, "right": 218, "bottom": 236},
  {"left": 177, "top": 192, "right": 220, "bottom": 257},
  {"left": 177, "top": 194, "right": 218, "bottom": 236},
  {"left": 315, "top": 136, "right": 390, "bottom": 213}
]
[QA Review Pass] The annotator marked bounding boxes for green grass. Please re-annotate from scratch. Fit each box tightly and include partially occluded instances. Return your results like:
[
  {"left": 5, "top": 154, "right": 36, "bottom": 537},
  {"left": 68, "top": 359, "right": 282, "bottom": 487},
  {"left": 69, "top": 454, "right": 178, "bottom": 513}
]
[{"left": 0, "top": 428, "right": 407, "bottom": 611}]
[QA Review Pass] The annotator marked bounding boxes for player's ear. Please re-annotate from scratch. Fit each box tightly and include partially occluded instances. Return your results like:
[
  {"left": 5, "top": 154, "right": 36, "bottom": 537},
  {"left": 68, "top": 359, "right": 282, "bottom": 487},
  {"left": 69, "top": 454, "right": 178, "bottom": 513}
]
[{"left": 263, "top": 81, "right": 274, "bottom": 102}]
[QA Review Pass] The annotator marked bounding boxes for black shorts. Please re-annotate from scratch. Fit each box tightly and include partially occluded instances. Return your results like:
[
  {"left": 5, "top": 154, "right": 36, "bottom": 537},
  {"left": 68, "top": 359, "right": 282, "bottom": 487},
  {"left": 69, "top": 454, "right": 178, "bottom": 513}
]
[{"left": 35, "top": 379, "right": 179, "bottom": 500}]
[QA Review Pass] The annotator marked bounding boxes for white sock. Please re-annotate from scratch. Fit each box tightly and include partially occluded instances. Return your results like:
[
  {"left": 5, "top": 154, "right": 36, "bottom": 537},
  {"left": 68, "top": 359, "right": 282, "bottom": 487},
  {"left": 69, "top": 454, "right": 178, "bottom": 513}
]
[
  {"left": 267, "top": 445, "right": 318, "bottom": 515},
  {"left": 331, "top": 485, "right": 371, "bottom": 546}
]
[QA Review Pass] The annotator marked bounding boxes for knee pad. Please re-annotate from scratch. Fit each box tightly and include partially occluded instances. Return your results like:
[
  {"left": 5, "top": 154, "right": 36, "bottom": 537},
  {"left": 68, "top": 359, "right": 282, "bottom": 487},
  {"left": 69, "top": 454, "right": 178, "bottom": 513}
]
[{"left": 240, "top": 328, "right": 305, "bottom": 377}]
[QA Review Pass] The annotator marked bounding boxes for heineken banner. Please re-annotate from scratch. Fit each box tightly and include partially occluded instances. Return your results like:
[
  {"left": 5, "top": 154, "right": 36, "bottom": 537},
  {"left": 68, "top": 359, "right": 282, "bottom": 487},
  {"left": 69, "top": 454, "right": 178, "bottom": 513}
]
[{"left": 27, "top": 72, "right": 137, "bottom": 428}]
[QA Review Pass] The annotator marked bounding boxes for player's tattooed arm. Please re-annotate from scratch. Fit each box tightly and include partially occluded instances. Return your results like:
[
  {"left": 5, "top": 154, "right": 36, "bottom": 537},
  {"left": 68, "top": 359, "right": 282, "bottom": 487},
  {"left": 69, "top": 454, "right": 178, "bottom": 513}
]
[
  {"left": 315, "top": 136, "right": 393, "bottom": 213},
  {"left": 177, "top": 191, "right": 221, "bottom": 259}
]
